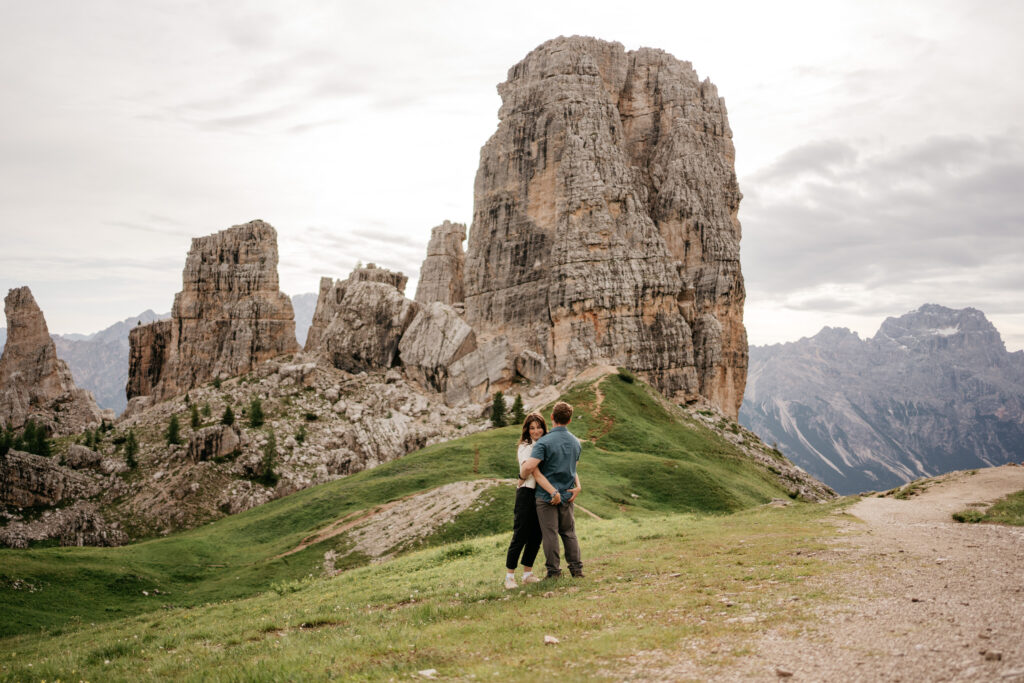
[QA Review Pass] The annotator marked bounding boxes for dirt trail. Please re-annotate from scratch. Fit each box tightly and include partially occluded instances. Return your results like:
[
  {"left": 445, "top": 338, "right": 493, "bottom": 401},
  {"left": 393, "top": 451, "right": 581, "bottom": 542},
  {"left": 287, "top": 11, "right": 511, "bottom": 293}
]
[
  {"left": 734, "top": 466, "right": 1024, "bottom": 681},
  {"left": 629, "top": 466, "right": 1024, "bottom": 681}
]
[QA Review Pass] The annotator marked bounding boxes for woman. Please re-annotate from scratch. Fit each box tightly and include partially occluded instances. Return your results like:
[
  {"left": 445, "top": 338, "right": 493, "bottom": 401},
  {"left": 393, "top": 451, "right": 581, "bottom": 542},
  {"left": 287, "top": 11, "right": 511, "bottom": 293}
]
[{"left": 503, "top": 412, "right": 555, "bottom": 589}]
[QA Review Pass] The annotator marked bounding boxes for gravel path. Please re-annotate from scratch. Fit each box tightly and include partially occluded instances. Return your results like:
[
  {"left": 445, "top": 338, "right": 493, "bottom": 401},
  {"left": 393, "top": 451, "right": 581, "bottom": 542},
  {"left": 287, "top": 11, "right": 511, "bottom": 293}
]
[{"left": 631, "top": 465, "right": 1024, "bottom": 681}]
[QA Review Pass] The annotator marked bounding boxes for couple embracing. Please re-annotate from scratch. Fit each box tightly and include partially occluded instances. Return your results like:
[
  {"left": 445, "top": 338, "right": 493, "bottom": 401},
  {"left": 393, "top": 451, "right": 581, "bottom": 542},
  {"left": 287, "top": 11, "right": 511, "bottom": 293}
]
[{"left": 503, "top": 401, "right": 583, "bottom": 588}]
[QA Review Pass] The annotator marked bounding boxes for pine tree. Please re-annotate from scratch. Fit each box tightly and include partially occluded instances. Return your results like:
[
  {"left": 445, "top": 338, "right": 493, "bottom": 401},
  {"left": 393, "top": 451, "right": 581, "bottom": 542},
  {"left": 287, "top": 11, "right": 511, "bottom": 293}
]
[
  {"left": 124, "top": 429, "right": 139, "bottom": 469},
  {"left": 490, "top": 391, "right": 508, "bottom": 428},
  {"left": 18, "top": 420, "right": 50, "bottom": 456},
  {"left": 165, "top": 414, "right": 182, "bottom": 445},
  {"left": 221, "top": 406, "right": 235, "bottom": 426},
  {"left": 21, "top": 420, "right": 36, "bottom": 451},
  {"left": 248, "top": 398, "right": 265, "bottom": 428},
  {"left": 0, "top": 424, "right": 11, "bottom": 456},
  {"left": 190, "top": 403, "right": 201, "bottom": 430},
  {"left": 31, "top": 425, "right": 50, "bottom": 457},
  {"left": 201, "top": 402, "right": 212, "bottom": 418},
  {"left": 511, "top": 393, "right": 526, "bottom": 425},
  {"left": 257, "top": 430, "right": 279, "bottom": 487}
]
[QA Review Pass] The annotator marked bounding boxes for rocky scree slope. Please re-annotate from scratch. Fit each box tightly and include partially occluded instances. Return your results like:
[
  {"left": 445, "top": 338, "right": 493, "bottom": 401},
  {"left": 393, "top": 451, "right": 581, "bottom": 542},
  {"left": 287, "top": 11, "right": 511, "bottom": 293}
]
[{"left": 2, "top": 356, "right": 492, "bottom": 546}]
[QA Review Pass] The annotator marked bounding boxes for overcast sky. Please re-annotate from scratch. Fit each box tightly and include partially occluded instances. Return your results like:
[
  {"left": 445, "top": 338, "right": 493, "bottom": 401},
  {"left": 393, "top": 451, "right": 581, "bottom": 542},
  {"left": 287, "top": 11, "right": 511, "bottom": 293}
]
[{"left": 1, "top": 0, "right": 1021, "bottom": 350}]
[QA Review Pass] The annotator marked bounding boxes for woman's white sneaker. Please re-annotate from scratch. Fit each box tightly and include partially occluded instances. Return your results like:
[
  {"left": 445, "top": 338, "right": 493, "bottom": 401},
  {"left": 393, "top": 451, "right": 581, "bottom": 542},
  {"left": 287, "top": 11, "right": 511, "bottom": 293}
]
[{"left": 504, "top": 575, "right": 518, "bottom": 590}]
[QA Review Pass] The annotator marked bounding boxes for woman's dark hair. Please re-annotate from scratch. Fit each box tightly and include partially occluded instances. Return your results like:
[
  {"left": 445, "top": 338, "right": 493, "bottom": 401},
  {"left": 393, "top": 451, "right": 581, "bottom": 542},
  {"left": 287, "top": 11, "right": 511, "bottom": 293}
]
[{"left": 519, "top": 412, "right": 548, "bottom": 445}]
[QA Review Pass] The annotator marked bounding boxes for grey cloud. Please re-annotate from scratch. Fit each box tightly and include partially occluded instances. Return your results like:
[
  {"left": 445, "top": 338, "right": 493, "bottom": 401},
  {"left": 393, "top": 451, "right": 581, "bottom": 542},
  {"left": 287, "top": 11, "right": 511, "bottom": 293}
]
[
  {"left": 752, "top": 140, "right": 858, "bottom": 183},
  {"left": 743, "top": 131, "right": 1024, "bottom": 300}
]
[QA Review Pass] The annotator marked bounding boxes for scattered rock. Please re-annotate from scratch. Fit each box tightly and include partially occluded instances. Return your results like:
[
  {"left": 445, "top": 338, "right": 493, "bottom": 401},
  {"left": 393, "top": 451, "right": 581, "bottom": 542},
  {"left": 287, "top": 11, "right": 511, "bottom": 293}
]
[{"left": 544, "top": 635, "right": 560, "bottom": 645}]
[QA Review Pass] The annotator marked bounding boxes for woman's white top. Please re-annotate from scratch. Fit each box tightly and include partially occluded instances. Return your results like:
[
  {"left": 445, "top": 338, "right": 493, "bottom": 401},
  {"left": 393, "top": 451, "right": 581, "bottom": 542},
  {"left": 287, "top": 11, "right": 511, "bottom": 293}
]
[{"left": 517, "top": 442, "right": 537, "bottom": 489}]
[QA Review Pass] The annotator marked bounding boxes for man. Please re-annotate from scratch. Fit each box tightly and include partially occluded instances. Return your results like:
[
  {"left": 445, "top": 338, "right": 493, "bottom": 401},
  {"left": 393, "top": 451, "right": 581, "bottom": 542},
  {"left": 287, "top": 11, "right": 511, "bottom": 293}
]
[{"left": 520, "top": 401, "right": 583, "bottom": 578}]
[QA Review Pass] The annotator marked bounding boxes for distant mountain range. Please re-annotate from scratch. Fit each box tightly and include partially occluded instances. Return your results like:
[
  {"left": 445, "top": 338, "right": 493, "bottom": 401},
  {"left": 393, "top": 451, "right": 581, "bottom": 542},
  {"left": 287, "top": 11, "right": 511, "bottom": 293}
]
[
  {"left": 52, "top": 310, "right": 170, "bottom": 413},
  {"left": 740, "top": 305, "right": 1024, "bottom": 494},
  {"left": 0, "top": 294, "right": 318, "bottom": 414}
]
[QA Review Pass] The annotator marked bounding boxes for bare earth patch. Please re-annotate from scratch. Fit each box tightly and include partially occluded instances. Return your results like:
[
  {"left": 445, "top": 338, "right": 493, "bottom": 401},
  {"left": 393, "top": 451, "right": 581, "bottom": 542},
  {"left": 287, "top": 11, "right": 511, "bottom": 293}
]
[
  {"left": 279, "top": 479, "right": 512, "bottom": 563},
  {"left": 621, "top": 465, "right": 1024, "bottom": 681}
]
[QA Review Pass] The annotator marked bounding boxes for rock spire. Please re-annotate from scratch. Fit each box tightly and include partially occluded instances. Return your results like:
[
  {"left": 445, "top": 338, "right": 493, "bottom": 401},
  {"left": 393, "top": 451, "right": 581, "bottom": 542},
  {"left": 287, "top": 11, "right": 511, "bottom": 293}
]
[
  {"left": 127, "top": 220, "right": 300, "bottom": 401},
  {"left": 462, "top": 36, "right": 747, "bottom": 417},
  {"left": 414, "top": 221, "right": 466, "bottom": 308},
  {"left": 0, "top": 287, "right": 102, "bottom": 434}
]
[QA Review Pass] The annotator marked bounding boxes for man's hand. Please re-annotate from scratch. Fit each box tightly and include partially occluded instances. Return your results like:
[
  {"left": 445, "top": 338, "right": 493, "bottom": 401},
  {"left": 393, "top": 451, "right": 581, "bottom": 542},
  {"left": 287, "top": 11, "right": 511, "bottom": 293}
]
[
  {"left": 549, "top": 491, "right": 562, "bottom": 505},
  {"left": 568, "top": 485, "right": 581, "bottom": 503}
]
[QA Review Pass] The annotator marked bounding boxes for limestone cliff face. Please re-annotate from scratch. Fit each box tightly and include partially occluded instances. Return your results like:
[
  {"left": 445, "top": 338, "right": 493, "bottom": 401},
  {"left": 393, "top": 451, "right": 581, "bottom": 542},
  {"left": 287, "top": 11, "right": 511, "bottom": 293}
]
[
  {"left": 463, "top": 36, "right": 747, "bottom": 417},
  {"left": 0, "top": 287, "right": 102, "bottom": 434},
  {"left": 414, "top": 221, "right": 467, "bottom": 307},
  {"left": 127, "top": 220, "right": 300, "bottom": 401},
  {"left": 126, "top": 319, "right": 173, "bottom": 400}
]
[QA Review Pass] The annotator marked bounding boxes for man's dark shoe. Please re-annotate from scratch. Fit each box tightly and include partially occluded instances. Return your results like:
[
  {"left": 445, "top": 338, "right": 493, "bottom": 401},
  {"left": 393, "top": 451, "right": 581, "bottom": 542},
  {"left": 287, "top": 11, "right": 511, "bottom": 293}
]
[
  {"left": 544, "top": 573, "right": 562, "bottom": 580},
  {"left": 571, "top": 572, "right": 585, "bottom": 579}
]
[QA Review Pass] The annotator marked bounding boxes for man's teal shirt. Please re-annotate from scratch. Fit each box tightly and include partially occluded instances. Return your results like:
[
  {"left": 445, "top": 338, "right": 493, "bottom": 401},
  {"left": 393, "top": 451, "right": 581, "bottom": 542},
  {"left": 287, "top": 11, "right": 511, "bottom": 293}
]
[{"left": 532, "top": 425, "right": 581, "bottom": 502}]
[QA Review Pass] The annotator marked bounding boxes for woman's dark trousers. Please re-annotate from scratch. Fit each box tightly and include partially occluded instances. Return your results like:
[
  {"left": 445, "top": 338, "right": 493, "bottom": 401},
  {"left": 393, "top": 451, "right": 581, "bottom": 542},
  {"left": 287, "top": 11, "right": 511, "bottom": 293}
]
[{"left": 505, "top": 487, "right": 542, "bottom": 570}]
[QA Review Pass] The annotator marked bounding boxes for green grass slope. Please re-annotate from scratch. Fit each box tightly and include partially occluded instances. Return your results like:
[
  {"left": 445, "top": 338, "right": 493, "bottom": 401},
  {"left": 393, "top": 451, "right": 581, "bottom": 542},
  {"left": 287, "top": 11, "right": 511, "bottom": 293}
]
[
  {"left": 0, "top": 504, "right": 845, "bottom": 682},
  {"left": 0, "top": 374, "right": 793, "bottom": 639}
]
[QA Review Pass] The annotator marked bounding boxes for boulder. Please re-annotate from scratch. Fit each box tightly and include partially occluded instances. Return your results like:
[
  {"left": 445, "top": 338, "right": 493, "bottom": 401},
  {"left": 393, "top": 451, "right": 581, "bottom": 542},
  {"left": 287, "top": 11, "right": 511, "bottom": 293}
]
[
  {"left": 398, "top": 302, "right": 478, "bottom": 392},
  {"left": 186, "top": 425, "right": 242, "bottom": 462},
  {"left": 305, "top": 266, "right": 418, "bottom": 373},
  {"left": 445, "top": 337, "right": 514, "bottom": 405},
  {"left": 64, "top": 444, "right": 103, "bottom": 470},
  {"left": 515, "top": 349, "right": 551, "bottom": 385}
]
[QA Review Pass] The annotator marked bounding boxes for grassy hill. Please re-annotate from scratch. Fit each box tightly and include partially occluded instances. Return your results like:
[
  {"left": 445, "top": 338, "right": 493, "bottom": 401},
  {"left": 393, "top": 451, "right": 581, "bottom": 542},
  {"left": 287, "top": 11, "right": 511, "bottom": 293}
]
[
  {"left": 0, "top": 373, "right": 802, "bottom": 643},
  {"left": 0, "top": 504, "right": 844, "bottom": 681}
]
